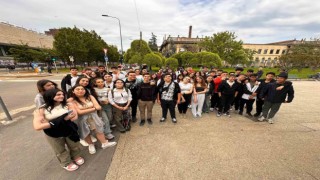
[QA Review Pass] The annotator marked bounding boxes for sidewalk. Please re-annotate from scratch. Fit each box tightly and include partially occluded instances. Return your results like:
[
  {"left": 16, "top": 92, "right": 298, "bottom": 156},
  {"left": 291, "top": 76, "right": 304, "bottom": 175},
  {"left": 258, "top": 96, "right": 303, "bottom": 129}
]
[{"left": 106, "top": 81, "right": 320, "bottom": 179}]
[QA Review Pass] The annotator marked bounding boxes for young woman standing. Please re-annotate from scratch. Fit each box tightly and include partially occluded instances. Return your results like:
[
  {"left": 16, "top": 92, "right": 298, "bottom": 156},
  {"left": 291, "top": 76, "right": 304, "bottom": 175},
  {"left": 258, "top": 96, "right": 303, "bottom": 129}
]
[
  {"left": 191, "top": 76, "right": 208, "bottom": 118},
  {"left": 33, "top": 88, "right": 83, "bottom": 171},
  {"left": 71, "top": 85, "right": 116, "bottom": 154},
  {"left": 178, "top": 76, "right": 193, "bottom": 118},
  {"left": 34, "top": 79, "right": 58, "bottom": 108}
]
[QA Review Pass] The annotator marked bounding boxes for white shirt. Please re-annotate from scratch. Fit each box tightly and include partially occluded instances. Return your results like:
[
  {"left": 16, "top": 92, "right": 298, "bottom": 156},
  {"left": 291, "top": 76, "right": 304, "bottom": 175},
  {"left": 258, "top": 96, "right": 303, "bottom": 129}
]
[
  {"left": 108, "top": 88, "right": 132, "bottom": 104},
  {"left": 179, "top": 82, "right": 192, "bottom": 94},
  {"left": 112, "top": 73, "right": 126, "bottom": 82}
]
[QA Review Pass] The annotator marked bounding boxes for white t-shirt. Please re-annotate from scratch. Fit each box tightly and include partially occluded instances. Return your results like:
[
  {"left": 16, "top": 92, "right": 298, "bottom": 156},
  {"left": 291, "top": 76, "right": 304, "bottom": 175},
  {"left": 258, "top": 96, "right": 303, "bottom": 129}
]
[{"left": 179, "top": 82, "right": 192, "bottom": 94}]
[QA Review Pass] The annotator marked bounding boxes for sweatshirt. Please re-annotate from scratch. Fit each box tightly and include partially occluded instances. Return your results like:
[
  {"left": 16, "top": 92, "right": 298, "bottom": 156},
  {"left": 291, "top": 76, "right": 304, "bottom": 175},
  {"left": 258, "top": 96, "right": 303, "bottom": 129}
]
[{"left": 259, "top": 81, "right": 294, "bottom": 103}]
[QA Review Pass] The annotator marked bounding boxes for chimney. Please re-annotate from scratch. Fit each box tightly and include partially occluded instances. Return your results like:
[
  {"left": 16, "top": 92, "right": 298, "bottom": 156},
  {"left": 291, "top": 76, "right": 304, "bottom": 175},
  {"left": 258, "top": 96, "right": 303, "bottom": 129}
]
[{"left": 188, "top": 25, "right": 192, "bottom": 38}]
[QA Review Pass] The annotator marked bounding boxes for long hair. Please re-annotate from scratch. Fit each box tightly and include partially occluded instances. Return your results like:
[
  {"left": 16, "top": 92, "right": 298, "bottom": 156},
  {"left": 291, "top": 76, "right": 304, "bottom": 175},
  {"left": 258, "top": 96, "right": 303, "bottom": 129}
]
[
  {"left": 194, "top": 76, "right": 207, "bottom": 88},
  {"left": 76, "top": 76, "right": 98, "bottom": 100},
  {"left": 43, "top": 88, "right": 66, "bottom": 113},
  {"left": 71, "top": 84, "right": 91, "bottom": 105},
  {"left": 36, "top": 79, "right": 58, "bottom": 94},
  {"left": 92, "top": 77, "right": 105, "bottom": 88}
]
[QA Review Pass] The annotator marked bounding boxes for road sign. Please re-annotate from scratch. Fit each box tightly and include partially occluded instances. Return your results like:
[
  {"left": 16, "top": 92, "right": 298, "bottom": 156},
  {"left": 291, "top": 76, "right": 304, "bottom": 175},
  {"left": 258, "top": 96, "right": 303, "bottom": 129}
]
[
  {"left": 69, "top": 56, "right": 74, "bottom": 62},
  {"left": 104, "top": 56, "right": 109, "bottom": 62}
]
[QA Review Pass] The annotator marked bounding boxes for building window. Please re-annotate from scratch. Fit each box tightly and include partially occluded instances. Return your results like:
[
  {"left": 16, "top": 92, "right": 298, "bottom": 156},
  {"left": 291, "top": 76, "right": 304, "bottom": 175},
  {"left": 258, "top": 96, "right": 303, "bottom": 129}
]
[
  {"left": 282, "top": 50, "right": 286, "bottom": 54},
  {"left": 257, "top": 49, "right": 262, "bottom": 54},
  {"left": 276, "top": 49, "right": 280, "bottom": 54},
  {"left": 263, "top": 49, "right": 268, "bottom": 54},
  {"left": 270, "top": 49, "right": 274, "bottom": 54}
]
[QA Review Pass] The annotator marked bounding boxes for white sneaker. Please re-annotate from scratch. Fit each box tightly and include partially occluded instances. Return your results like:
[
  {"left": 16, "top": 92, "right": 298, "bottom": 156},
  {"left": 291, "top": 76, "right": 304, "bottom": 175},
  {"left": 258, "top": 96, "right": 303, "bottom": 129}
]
[
  {"left": 91, "top": 135, "right": 97, "bottom": 142},
  {"left": 268, "top": 118, "right": 274, "bottom": 124},
  {"left": 88, "top": 144, "right": 96, "bottom": 154},
  {"left": 106, "top": 133, "right": 115, "bottom": 140},
  {"left": 258, "top": 116, "right": 265, "bottom": 122},
  {"left": 80, "top": 139, "right": 89, "bottom": 147},
  {"left": 209, "top": 108, "right": 214, "bottom": 112},
  {"left": 101, "top": 142, "right": 117, "bottom": 149}
]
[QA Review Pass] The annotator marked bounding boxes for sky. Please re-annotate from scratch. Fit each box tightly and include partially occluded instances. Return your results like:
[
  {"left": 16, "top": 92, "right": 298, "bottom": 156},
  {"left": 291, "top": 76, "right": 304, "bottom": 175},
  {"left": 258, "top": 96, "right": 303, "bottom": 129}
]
[{"left": 1, "top": 0, "right": 320, "bottom": 51}]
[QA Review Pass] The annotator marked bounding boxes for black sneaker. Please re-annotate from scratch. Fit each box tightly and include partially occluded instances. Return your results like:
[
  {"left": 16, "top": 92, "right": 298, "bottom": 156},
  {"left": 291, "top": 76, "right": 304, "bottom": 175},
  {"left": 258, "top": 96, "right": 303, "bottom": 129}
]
[
  {"left": 132, "top": 117, "right": 137, "bottom": 123},
  {"left": 160, "top": 117, "right": 166, "bottom": 122},
  {"left": 239, "top": 111, "right": 243, "bottom": 115},
  {"left": 217, "top": 112, "right": 222, "bottom": 117},
  {"left": 139, "top": 120, "right": 145, "bottom": 126},
  {"left": 147, "top": 119, "right": 153, "bottom": 125},
  {"left": 253, "top": 113, "right": 260, "bottom": 117}
]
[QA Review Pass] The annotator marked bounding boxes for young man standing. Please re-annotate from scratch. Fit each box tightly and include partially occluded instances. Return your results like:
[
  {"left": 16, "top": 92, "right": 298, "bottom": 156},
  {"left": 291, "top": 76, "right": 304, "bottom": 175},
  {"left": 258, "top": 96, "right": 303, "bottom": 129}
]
[
  {"left": 137, "top": 73, "right": 157, "bottom": 126},
  {"left": 61, "top": 67, "right": 79, "bottom": 93},
  {"left": 211, "top": 71, "right": 227, "bottom": 111},
  {"left": 239, "top": 73, "right": 260, "bottom": 116},
  {"left": 217, "top": 74, "right": 239, "bottom": 117},
  {"left": 157, "top": 73, "right": 181, "bottom": 123},
  {"left": 98, "top": 65, "right": 108, "bottom": 77},
  {"left": 258, "top": 72, "right": 294, "bottom": 124},
  {"left": 254, "top": 72, "right": 276, "bottom": 117},
  {"left": 125, "top": 71, "right": 142, "bottom": 123}
]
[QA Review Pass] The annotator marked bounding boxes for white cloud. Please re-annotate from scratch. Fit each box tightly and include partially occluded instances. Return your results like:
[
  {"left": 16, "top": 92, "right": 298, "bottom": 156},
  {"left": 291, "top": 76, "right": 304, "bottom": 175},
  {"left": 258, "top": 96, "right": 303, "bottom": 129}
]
[{"left": 1, "top": 0, "right": 320, "bottom": 50}]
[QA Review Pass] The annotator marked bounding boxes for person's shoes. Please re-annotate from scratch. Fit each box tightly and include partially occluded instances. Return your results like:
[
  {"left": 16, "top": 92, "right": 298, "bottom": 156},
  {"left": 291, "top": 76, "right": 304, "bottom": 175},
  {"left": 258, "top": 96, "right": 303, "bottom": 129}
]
[
  {"left": 188, "top": 105, "right": 192, "bottom": 109},
  {"left": 88, "top": 144, "right": 96, "bottom": 154},
  {"left": 229, "top": 107, "right": 233, "bottom": 111},
  {"left": 132, "top": 117, "right": 137, "bottom": 123},
  {"left": 140, "top": 120, "right": 145, "bottom": 126},
  {"left": 106, "top": 133, "right": 115, "bottom": 140},
  {"left": 73, "top": 157, "right": 85, "bottom": 166},
  {"left": 197, "top": 114, "right": 202, "bottom": 118},
  {"left": 253, "top": 113, "right": 260, "bottom": 117},
  {"left": 239, "top": 111, "right": 243, "bottom": 115},
  {"left": 217, "top": 112, "right": 222, "bottom": 117},
  {"left": 268, "top": 118, "right": 274, "bottom": 124},
  {"left": 258, "top": 116, "right": 265, "bottom": 122},
  {"left": 193, "top": 114, "right": 197, "bottom": 118},
  {"left": 110, "top": 123, "right": 117, "bottom": 128},
  {"left": 63, "top": 163, "right": 79, "bottom": 171},
  {"left": 147, "top": 119, "right": 153, "bottom": 125},
  {"left": 119, "top": 128, "right": 126, "bottom": 133},
  {"left": 160, "top": 117, "right": 166, "bottom": 122},
  {"left": 210, "top": 108, "right": 214, "bottom": 112},
  {"left": 224, "top": 112, "right": 231, "bottom": 117},
  {"left": 247, "top": 112, "right": 253, "bottom": 117},
  {"left": 91, "top": 135, "right": 97, "bottom": 142},
  {"left": 79, "top": 139, "right": 89, "bottom": 147},
  {"left": 102, "top": 141, "right": 117, "bottom": 149},
  {"left": 172, "top": 118, "right": 177, "bottom": 123},
  {"left": 125, "top": 124, "right": 131, "bottom": 131}
]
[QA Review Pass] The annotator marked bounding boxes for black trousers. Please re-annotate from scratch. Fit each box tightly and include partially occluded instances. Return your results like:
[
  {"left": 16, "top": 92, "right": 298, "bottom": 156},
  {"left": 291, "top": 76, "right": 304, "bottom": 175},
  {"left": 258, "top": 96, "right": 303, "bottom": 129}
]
[
  {"left": 161, "top": 100, "right": 176, "bottom": 119},
  {"left": 233, "top": 93, "right": 242, "bottom": 111},
  {"left": 211, "top": 93, "right": 220, "bottom": 108},
  {"left": 130, "top": 98, "right": 138, "bottom": 118},
  {"left": 255, "top": 98, "right": 264, "bottom": 115},
  {"left": 219, "top": 95, "right": 234, "bottom": 113},
  {"left": 239, "top": 99, "right": 255, "bottom": 113},
  {"left": 178, "top": 94, "right": 191, "bottom": 114}
]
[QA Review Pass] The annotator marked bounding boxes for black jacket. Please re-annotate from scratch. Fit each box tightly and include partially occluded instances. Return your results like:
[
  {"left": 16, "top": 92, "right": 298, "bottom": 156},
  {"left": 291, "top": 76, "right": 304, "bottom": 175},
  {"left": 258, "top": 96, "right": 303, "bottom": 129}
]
[
  {"left": 218, "top": 80, "right": 240, "bottom": 96},
  {"left": 256, "top": 79, "right": 276, "bottom": 98},
  {"left": 206, "top": 81, "right": 215, "bottom": 96},
  {"left": 137, "top": 82, "right": 158, "bottom": 101},
  {"left": 259, "top": 81, "right": 294, "bottom": 103},
  {"left": 61, "top": 74, "right": 79, "bottom": 93}
]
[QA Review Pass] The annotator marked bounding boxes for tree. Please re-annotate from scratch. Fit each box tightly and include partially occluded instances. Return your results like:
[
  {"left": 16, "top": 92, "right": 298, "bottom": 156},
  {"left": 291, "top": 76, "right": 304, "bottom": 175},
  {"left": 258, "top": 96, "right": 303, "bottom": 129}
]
[
  {"left": 279, "top": 39, "right": 320, "bottom": 72},
  {"left": 143, "top": 53, "right": 162, "bottom": 70},
  {"left": 148, "top": 33, "right": 158, "bottom": 52},
  {"left": 124, "top": 39, "right": 152, "bottom": 64},
  {"left": 165, "top": 57, "right": 178, "bottom": 69},
  {"left": 129, "top": 54, "right": 143, "bottom": 64},
  {"left": 9, "top": 44, "right": 50, "bottom": 64},
  {"left": 199, "top": 31, "right": 250, "bottom": 66},
  {"left": 180, "top": 51, "right": 195, "bottom": 66}
]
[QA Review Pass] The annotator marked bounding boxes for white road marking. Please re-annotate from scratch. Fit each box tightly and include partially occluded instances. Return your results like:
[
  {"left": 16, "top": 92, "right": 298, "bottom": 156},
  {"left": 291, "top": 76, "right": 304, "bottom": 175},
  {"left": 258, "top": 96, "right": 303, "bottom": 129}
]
[{"left": 0, "top": 104, "right": 36, "bottom": 120}]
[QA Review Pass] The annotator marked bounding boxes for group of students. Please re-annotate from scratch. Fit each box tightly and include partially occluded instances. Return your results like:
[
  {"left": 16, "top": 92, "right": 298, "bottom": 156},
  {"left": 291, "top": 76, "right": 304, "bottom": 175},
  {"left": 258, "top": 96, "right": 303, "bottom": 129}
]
[{"left": 32, "top": 64, "right": 294, "bottom": 171}]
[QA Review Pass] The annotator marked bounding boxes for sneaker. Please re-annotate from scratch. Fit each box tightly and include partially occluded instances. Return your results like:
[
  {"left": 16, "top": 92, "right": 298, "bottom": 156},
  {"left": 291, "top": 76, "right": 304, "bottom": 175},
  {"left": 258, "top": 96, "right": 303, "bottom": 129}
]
[
  {"left": 132, "top": 117, "right": 137, "bottom": 123},
  {"left": 224, "top": 112, "right": 231, "bottom": 118},
  {"left": 110, "top": 123, "right": 117, "bottom": 128},
  {"left": 106, "top": 133, "right": 115, "bottom": 140},
  {"left": 247, "top": 112, "right": 253, "bottom": 117},
  {"left": 160, "top": 117, "right": 166, "bottom": 122},
  {"left": 101, "top": 141, "right": 117, "bottom": 149},
  {"left": 147, "top": 119, "right": 153, "bottom": 125},
  {"left": 63, "top": 163, "right": 79, "bottom": 172},
  {"left": 210, "top": 108, "right": 214, "bottom": 112},
  {"left": 188, "top": 105, "right": 192, "bottom": 109},
  {"left": 268, "top": 118, "right": 274, "bottom": 124},
  {"left": 229, "top": 107, "right": 233, "bottom": 111},
  {"left": 140, "top": 120, "right": 145, "bottom": 126},
  {"left": 88, "top": 144, "right": 96, "bottom": 154},
  {"left": 238, "top": 111, "right": 243, "bottom": 115},
  {"left": 258, "top": 116, "right": 265, "bottom": 122},
  {"left": 73, "top": 157, "right": 85, "bottom": 166},
  {"left": 197, "top": 114, "right": 202, "bottom": 118},
  {"left": 193, "top": 114, "right": 197, "bottom": 118},
  {"left": 217, "top": 112, "right": 221, "bottom": 117},
  {"left": 80, "top": 139, "right": 89, "bottom": 147},
  {"left": 91, "top": 135, "right": 97, "bottom": 142},
  {"left": 253, "top": 113, "right": 260, "bottom": 117},
  {"left": 172, "top": 118, "right": 177, "bottom": 123}
]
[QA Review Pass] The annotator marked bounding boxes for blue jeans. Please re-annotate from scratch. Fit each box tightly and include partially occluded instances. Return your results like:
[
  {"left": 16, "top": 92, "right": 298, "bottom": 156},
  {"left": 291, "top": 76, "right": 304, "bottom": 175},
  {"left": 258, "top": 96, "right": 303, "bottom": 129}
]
[{"left": 101, "top": 104, "right": 112, "bottom": 135}]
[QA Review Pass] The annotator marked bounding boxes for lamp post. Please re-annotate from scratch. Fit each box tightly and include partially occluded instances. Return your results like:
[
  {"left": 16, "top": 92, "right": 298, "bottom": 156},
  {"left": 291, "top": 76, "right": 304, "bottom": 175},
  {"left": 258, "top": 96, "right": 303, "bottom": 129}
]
[{"left": 102, "top": 14, "right": 124, "bottom": 64}]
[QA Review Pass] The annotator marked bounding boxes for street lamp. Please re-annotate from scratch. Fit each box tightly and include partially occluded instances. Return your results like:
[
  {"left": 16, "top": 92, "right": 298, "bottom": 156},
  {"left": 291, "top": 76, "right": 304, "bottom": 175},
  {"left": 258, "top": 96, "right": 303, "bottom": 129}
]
[{"left": 102, "top": 14, "right": 124, "bottom": 64}]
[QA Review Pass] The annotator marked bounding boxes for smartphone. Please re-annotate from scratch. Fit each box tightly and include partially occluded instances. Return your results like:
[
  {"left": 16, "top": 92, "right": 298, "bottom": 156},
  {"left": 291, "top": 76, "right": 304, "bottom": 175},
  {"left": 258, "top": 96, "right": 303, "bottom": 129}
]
[{"left": 67, "top": 110, "right": 73, "bottom": 114}]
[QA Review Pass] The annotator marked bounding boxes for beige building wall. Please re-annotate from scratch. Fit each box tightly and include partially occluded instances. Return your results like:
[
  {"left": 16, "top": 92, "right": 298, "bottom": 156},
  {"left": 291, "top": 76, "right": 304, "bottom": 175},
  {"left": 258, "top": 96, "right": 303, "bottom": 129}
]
[
  {"left": 0, "top": 22, "right": 54, "bottom": 49},
  {"left": 242, "top": 44, "right": 288, "bottom": 67}
]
